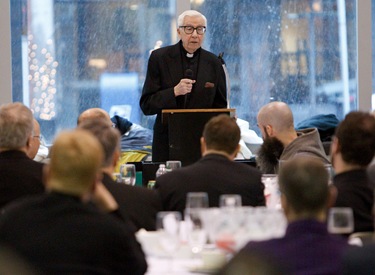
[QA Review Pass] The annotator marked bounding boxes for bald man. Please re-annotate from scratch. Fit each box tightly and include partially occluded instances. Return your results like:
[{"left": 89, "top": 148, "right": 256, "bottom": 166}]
[
  {"left": 78, "top": 108, "right": 152, "bottom": 155},
  {"left": 77, "top": 108, "right": 112, "bottom": 125},
  {"left": 256, "top": 101, "right": 330, "bottom": 173}
]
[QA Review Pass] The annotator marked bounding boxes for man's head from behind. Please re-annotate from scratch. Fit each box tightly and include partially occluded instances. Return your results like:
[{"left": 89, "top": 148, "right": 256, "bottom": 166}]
[
  {"left": 279, "top": 157, "right": 330, "bottom": 221},
  {"left": 78, "top": 118, "right": 121, "bottom": 168},
  {"left": 332, "top": 111, "right": 375, "bottom": 168},
  {"left": 77, "top": 108, "right": 111, "bottom": 126},
  {"left": 0, "top": 102, "right": 33, "bottom": 151},
  {"left": 257, "top": 101, "right": 295, "bottom": 140},
  {"left": 46, "top": 129, "right": 103, "bottom": 197},
  {"left": 201, "top": 114, "right": 240, "bottom": 158}
]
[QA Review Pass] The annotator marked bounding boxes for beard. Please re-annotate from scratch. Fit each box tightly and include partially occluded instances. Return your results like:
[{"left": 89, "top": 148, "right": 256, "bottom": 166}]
[{"left": 256, "top": 137, "right": 285, "bottom": 174}]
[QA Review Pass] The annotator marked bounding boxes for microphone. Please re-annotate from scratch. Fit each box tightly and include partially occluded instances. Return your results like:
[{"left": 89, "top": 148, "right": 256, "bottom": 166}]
[
  {"left": 185, "top": 68, "right": 194, "bottom": 80},
  {"left": 184, "top": 69, "right": 194, "bottom": 108}
]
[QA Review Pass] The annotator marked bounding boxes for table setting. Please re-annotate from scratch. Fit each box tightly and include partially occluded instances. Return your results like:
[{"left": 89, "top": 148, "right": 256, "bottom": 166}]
[{"left": 136, "top": 191, "right": 287, "bottom": 275}]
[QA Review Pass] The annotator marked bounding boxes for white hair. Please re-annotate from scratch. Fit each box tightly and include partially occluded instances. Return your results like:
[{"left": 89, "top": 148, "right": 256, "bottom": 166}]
[{"left": 177, "top": 10, "right": 207, "bottom": 27}]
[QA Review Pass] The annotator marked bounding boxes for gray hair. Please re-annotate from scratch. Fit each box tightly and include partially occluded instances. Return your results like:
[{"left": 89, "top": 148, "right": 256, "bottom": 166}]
[
  {"left": 177, "top": 10, "right": 207, "bottom": 27},
  {"left": 0, "top": 102, "right": 33, "bottom": 149},
  {"left": 78, "top": 117, "right": 120, "bottom": 167}
]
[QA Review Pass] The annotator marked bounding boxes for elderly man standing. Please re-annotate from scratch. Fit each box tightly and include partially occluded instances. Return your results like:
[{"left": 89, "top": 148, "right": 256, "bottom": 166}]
[
  {"left": 229, "top": 157, "right": 348, "bottom": 275},
  {"left": 155, "top": 114, "right": 265, "bottom": 214},
  {"left": 140, "top": 10, "right": 227, "bottom": 162},
  {"left": 0, "top": 102, "right": 44, "bottom": 209},
  {"left": 256, "top": 101, "right": 330, "bottom": 173},
  {"left": 331, "top": 111, "right": 375, "bottom": 233},
  {"left": 0, "top": 129, "right": 147, "bottom": 274}
]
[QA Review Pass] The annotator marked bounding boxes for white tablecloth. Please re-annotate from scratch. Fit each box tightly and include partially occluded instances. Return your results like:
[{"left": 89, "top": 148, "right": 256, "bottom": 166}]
[{"left": 146, "top": 256, "right": 207, "bottom": 275}]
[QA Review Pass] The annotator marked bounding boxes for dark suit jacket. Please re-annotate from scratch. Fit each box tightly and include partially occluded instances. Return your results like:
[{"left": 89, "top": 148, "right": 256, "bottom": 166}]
[
  {"left": 102, "top": 173, "right": 162, "bottom": 231},
  {"left": 333, "top": 169, "right": 374, "bottom": 233},
  {"left": 154, "top": 154, "right": 265, "bottom": 214},
  {"left": 240, "top": 219, "right": 349, "bottom": 275},
  {"left": 0, "top": 192, "right": 147, "bottom": 275},
  {"left": 0, "top": 150, "right": 44, "bottom": 209},
  {"left": 140, "top": 41, "right": 227, "bottom": 161}
]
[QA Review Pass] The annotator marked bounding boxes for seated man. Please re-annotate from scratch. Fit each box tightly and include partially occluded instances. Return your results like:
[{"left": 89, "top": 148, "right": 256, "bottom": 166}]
[
  {"left": 0, "top": 102, "right": 44, "bottom": 209},
  {"left": 78, "top": 108, "right": 151, "bottom": 163},
  {"left": 256, "top": 101, "right": 330, "bottom": 173},
  {"left": 331, "top": 111, "right": 375, "bottom": 233},
  {"left": 78, "top": 118, "right": 162, "bottom": 231},
  {"left": 232, "top": 157, "right": 348, "bottom": 275},
  {"left": 0, "top": 129, "right": 147, "bottom": 274},
  {"left": 155, "top": 114, "right": 265, "bottom": 214}
]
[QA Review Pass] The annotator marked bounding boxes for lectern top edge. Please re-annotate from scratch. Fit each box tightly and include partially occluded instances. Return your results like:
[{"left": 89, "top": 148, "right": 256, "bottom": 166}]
[
  {"left": 162, "top": 108, "right": 236, "bottom": 124},
  {"left": 162, "top": 108, "right": 236, "bottom": 114}
]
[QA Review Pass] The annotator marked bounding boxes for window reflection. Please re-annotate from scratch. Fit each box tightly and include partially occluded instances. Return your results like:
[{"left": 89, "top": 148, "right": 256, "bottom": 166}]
[
  {"left": 12, "top": 0, "right": 359, "bottom": 143},
  {"left": 193, "top": 0, "right": 357, "bottom": 128}
]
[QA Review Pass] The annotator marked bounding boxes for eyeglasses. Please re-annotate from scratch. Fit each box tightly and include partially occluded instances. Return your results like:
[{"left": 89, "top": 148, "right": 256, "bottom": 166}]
[
  {"left": 33, "top": 136, "right": 42, "bottom": 141},
  {"left": 179, "top": 26, "right": 206, "bottom": 35}
]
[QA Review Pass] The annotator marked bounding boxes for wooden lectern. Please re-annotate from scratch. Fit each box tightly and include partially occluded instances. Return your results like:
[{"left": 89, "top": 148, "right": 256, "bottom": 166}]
[{"left": 162, "top": 108, "right": 236, "bottom": 166}]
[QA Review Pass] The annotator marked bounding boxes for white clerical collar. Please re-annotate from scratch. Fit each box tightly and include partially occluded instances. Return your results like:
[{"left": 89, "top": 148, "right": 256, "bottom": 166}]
[{"left": 186, "top": 52, "right": 194, "bottom": 58}]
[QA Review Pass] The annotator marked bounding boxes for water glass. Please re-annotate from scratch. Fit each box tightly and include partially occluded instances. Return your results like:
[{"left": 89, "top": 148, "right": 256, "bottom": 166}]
[
  {"left": 186, "top": 192, "right": 209, "bottom": 209},
  {"left": 119, "top": 164, "right": 136, "bottom": 186},
  {"left": 185, "top": 192, "right": 209, "bottom": 255},
  {"left": 219, "top": 194, "right": 242, "bottom": 208},
  {"left": 261, "top": 174, "right": 280, "bottom": 209},
  {"left": 327, "top": 207, "right": 354, "bottom": 234},
  {"left": 156, "top": 211, "right": 181, "bottom": 254},
  {"left": 185, "top": 208, "right": 207, "bottom": 254},
  {"left": 166, "top": 160, "right": 182, "bottom": 172}
]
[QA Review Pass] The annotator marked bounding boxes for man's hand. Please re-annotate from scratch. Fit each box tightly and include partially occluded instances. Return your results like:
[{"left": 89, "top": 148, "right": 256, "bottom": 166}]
[
  {"left": 174, "top": 78, "right": 196, "bottom": 97},
  {"left": 92, "top": 182, "right": 119, "bottom": 212}
]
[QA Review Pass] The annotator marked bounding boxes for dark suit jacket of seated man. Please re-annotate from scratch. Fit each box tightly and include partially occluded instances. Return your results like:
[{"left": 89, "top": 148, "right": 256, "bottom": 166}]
[
  {"left": 0, "top": 130, "right": 147, "bottom": 275},
  {"left": 155, "top": 114, "right": 265, "bottom": 214},
  {"left": 0, "top": 102, "right": 45, "bottom": 210}
]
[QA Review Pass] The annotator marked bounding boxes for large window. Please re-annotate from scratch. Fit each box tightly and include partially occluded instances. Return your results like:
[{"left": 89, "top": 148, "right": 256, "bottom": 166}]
[
  {"left": 192, "top": 0, "right": 357, "bottom": 125},
  {"left": 8, "top": 0, "right": 364, "bottom": 144}
]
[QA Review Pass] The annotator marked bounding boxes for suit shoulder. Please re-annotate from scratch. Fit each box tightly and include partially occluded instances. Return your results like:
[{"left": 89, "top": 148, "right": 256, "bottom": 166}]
[
  {"left": 150, "top": 44, "right": 178, "bottom": 58},
  {"left": 200, "top": 48, "right": 222, "bottom": 63}
]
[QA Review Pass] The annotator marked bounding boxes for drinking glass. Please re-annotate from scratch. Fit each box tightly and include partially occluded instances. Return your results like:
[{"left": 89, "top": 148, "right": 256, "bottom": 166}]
[
  {"left": 156, "top": 211, "right": 181, "bottom": 273},
  {"left": 186, "top": 192, "right": 209, "bottom": 209},
  {"left": 185, "top": 192, "right": 209, "bottom": 255},
  {"left": 185, "top": 208, "right": 208, "bottom": 255},
  {"left": 261, "top": 174, "right": 280, "bottom": 209},
  {"left": 219, "top": 194, "right": 242, "bottom": 208},
  {"left": 119, "top": 164, "right": 136, "bottom": 186},
  {"left": 327, "top": 207, "right": 354, "bottom": 234},
  {"left": 166, "top": 160, "right": 182, "bottom": 172}
]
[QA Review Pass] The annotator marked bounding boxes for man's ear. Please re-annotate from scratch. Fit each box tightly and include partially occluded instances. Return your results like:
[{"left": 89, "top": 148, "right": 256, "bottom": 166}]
[
  {"left": 233, "top": 144, "right": 241, "bottom": 157},
  {"left": 330, "top": 136, "right": 340, "bottom": 155},
  {"left": 26, "top": 135, "right": 33, "bottom": 149},
  {"left": 90, "top": 171, "right": 103, "bottom": 194},
  {"left": 265, "top": 125, "right": 273, "bottom": 137},
  {"left": 327, "top": 185, "right": 338, "bottom": 208},
  {"left": 200, "top": 137, "right": 206, "bottom": 155},
  {"left": 112, "top": 149, "right": 121, "bottom": 167}
]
